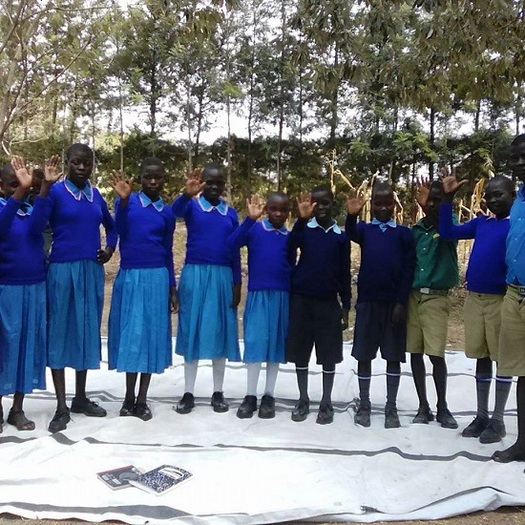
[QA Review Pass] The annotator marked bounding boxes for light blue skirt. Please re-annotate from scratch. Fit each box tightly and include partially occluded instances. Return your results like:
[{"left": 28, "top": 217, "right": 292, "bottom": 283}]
[
  {"left": 175, "top": 264, "right": 240, "bottom": 362},
  {"left": 47, "top": 260, "right": 104, "bottom": 370},
  {"left": 243, "top": 290, "right": 289, "bottom": 363},
  {"left": 0, "top": 282, "right": 46, "bottom": 395},
  {"left": 108, "top": 268, "right": 172, "bottom": 374}
]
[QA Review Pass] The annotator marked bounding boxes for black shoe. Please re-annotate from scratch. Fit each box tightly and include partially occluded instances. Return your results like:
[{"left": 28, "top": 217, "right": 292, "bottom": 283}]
[
  {"left": 461, "top": 416, "right": 489, "bottom": 438},
  {"left": 480, "top": 419, "right": 506, "bottom": 444},
  {"left": 237, "top": 395, "right": 257, "bottom": 419},
  {"left": 48, "top": 409, "right": 71, "bottom": 433},
  {"left": 134, "top": 403, "right": 152, "bottom": 422},
  {"left": 70, "top": 398, "right": 107, "bottom": 417},
  {"left": 316, "top": 403, "right": 334, "bottom": 425},
  {"left": 211, "top": 391, "right": 229, "bottom": 413},
  {"left": 385, "top": 405, "right": 400, "bottom": 429},
  {"left": 354, "top": 401, "right": 371, "bottom": 427},
  {"left": 436, "top": 408, "right": 458, "bottom": 429},
  {"left": 119, "top": 399, "right": 135, "bottom": 417},
  {"left": 291, "top": 400, "right": 310, "bottom": 422},
  {"left": 258, "top": 394, "right": 276, "bottom": 419},
  {"left": 412, "top": 406, "right": 434, "bottom": 424},
  {"left": 175, "top": 392, "right": 195, "bottom": 414}
]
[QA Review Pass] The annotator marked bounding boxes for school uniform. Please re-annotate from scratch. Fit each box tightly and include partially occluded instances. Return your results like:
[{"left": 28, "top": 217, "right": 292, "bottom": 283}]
[
  {"left": 0, "top": 197, "right": 46, "bottom": 396},
  {"left": 346, "top": 216, "right": 415, "bottom": 362},
  {"left": 286, "top": 217, "right": 351, "bottom": 365},
  {"left": 439, "top": 203, "right": 509, "bottom": 360},
  {"left": 407, "top": 219, "right": 458, "bottom": 357},
  {"left": 108, "top": 192, "right": 175, "bottom": 374},
  {"left": 499, "top": 186, "right": 525, "bottom": 376},
  {"left": 228, "top": 217, "right": 291, "bottom": 363},
  {"left": 31, "top": 180, "right": 117, "bottom": 370},
  {"left": 172, "top": 194, "right": 241, "bottom": 362}
]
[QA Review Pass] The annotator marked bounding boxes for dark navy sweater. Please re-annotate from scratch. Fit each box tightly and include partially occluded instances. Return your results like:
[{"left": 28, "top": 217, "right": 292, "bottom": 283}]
[
  {"left": 345, "top": 215, "right": 415, "bottom": 305},
  {"left": 227, "top": 217, "right": 291, "bottom": 292},
  {"left": 287, "top": 218, "right": 351, "bottom": 309},
  {"left": 439, "top": 203, "right": 509, "bottom": 294}
]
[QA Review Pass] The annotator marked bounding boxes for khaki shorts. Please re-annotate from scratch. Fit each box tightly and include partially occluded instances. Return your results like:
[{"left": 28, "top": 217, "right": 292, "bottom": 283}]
[
  {"left": 463, "top": 292, "right": 504, "bottom": 360},
  {"left": 497, "top": 287, "right": 525, "bottom": 376},
  {"left": 407, "top": 291, "right": 450, "bottom": 357}
]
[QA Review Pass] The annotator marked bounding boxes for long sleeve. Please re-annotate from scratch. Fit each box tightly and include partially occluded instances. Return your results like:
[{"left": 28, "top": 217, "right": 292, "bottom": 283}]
[
  {"left": 164, "top": 214, "right": 176, "bottom": 287},
  {"left": 172, "top": 194, "right": 192, "bottom": 218},
  {"left": 114, "top": 198, "right": 129, "bottom": 239},
  {"left": 344, "top": 214, "right": 361, "bottom": 244},
  {"left": 439, "top": 203, "right": 477, "bottom": 240},
  {"left": 229, "top": 210, "right": 242, "bottom": 285},
  {"left": 339, "top": 237, "right": 352, "bottom": 309},
  {"left": 28, "top": 195, "right": 53, "bottom": 235},
  {"left": 227, "top": 216, "right": 255, "bottom": 249},
  {"left": 101, "top": 195, "right": 117, "bottom": 248},
  {"left": 287, "top": 218, "right": 307, "bottom": 265},
  {"left": 0, "top": 198, "right": 22, "bottom": 236},
  {"left": 398, "top": 228, "right": 416, "bottom": 304}
]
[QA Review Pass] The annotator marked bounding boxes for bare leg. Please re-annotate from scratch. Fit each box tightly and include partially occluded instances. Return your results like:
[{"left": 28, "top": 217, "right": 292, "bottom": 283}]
[{"left": 8, "top": 392, "right": 35, "bottom": 431}]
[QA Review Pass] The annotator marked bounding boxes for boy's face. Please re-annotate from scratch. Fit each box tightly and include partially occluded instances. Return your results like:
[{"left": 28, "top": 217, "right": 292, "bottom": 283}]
[
  {"left": 509, "top": 142, "right": 525, "bottom": 183},
  {"left": 1, "top": 169, "right": 22, "bottom": 199},
  {"left": 311, "top": 189, "right": 334, "bottom": 223},
  {"left": 423, "top": 184, "right": 443, "bottom": 222},
  {"left": 265, "top": 195, "right": 289, "bottom": 229},
  {"left": 484, "top": 179, "right": 514, "bottom": 218},
  {"left": 372, "top": 190, "right": 395, "bottom": 223},
  {"left": 141, "top": 164, "right": 165, "bottom": 200}
]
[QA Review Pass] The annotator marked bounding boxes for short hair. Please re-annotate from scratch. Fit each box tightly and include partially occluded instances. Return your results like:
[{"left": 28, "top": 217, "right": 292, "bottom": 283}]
[
  {"left": 0, "top": 163, "right": 14, "bottom": 182},
  {"left": 486, "top": 175, "right": 515, "bottom": 192},
  {"left": 140, "top": 157, "right": 164, "bottom": 175},
  {"left": 511, "top": 134, "right": 525, "bottom": 147},
  {"left": 371, "top": 181, "right": 393, "bottom": 198},
  {"left": 65, "top": 143, "right": 93, "bottom": 160},
  {"left": 266, "top": 190, "right": 288, "bottom": 203},
  {"left": 202, "top": 163, "right": 224, "bottom": 180},
  {"left": 429, "top": 179, "right": 444, "bottom": 192},
  {"left": 311, "top": 184, "right": 333, "bottom": 200}
]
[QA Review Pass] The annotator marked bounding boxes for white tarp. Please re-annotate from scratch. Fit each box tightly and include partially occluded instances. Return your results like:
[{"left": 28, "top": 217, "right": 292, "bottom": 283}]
[{"left": 0, "top": 340, "right": 522, "bottom": 524}]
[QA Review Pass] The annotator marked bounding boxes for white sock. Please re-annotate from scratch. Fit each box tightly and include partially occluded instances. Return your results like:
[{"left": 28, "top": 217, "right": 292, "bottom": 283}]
[
  {"left": 212, "top": 358, "right": 226, "bottom": 392},
  {"left": 184, "top": 360, "right": 199, "bottom": 394},
  {"left": 264, "top": 363, "right": 279, "bottom": 397},
  {"left": 246, "top": 363, "right": 262, "bottom": 396}
]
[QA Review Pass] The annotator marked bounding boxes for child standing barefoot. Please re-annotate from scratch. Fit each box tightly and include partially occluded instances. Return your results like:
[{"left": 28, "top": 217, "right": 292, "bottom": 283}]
[
  {"left": 0, "top": 157, "right": 51, "bottom": 432},
  {"left": 32, "top": 144, "right": 117, "bottom": 433},
  {"left": 286, "top": 187, "right": 351, "bottom": 424},
  {"left": 172, "top": 165, "right": 241, "bottom": 414},
  {"left": 228, "top": 193, "right": 291, "bottom": 419},
  {"left": 108, "top": 159, "right": 177, "bottom": 421}
]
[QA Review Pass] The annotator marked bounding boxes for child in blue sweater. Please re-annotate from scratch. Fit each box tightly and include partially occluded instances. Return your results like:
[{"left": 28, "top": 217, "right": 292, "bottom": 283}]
[
  {"left": 108, "top": 159, "right": 177, "bottom": 421},
  {"left": 228, "top": 192, "right": 291, "bottom": 419},
  {"left": 439, "top": 173, "right": 514, "bottom": 443},
  {"left": 286, "top": 186, "right": 351, "bottom": 425},
  {"left": 172, "top": 165, "right": 241, "bottom": 414},
  {"left": 346, "top": 182, "right": 415, "bottom": 428},
  {"left": 32, "top": 143, "right": 117, "bottom": 433},
  {"left": 0, "top": 157, "right": 51, "bottom": 432}
]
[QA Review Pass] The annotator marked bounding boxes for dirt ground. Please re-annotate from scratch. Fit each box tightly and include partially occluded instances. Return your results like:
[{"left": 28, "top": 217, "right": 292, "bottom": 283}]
[{"left": 3, "top": 233, "right": 521, "bottom": 525}]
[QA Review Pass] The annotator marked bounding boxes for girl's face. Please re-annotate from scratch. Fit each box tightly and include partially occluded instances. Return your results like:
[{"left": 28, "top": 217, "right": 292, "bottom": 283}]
[
  {"left": 311, "top": 189, "right": 334, "bottom": 223},
  {"left": 202, "top": 169, "right": 225, "bottom": 204},
  {"left": 141, "top": 165, "right": 165, "bottom": 200},
  {"left": 266, "top": 196, "right": 289, "bottom": 229},
  {"left": 67, "top": 150, "right": 93, "bottom": 188},
  {"left": 0, "top": 169, "right": 23, "bottom": 199}
]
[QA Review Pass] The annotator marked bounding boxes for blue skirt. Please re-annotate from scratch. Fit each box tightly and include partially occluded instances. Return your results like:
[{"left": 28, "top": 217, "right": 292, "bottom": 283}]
[
  {"left": 0, "top": 282, "right": 46, "bottom": 395},
  {"left": 175, "top": 264, "right": 240, "bottom": 361},
  {"left": 108, "top": 268, "right": 172, "bottom": 373},
  {"left": 243, "top": 290, "right": 289, "bottom": 363},
  {"left": 47, "top": 260, "right": 104, "bottom": 370}
]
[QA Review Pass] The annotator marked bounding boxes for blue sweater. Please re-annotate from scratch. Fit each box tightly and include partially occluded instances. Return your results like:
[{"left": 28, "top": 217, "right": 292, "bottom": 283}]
[
  {"left": 0, "top": 198, "right": 46, "bottom": 285},
  {"left": 31, "top": 181, "right": 117, "bottom": 263},
  {"left": 287, "top": 218, "right": 351, "bottom": 309},
  {"left": 115, "top": 193, "right": 176, "bottom": 286},
  {"left": 227, "top": 217, "right": 291, "bottom": 292},
  {"left": 345, "top": 215, "right": 415, "bottom": 305},
  {"left": 172, "top": 194, "right": 241, "bottom": 284},
  {"left": 439, "top": 203, "right": 509, "bottom": 294}
]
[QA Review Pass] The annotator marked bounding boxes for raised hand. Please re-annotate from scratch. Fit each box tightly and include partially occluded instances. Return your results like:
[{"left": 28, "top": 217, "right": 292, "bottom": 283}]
[
  {"left": 246, "top": 195, "right": 264, "bottom": 220},
  {"left": 440, "top": 166, "right": 468, "bottom": 197},
  {"left": 10, "top": 156, "right": 33, "bottom": 190},
  {"left": 184, "top": 168, "right": 206, "bottom": 198},
  {"left": 110, "top": 170, "right": 133, "bottom": 200},
  {"left": 346, "top": 192, "right": 366, "bottom": 216},
  {"left": 415, "top": 177, "right": 431, "bottom": 208},
  {"left": 296, "top": 192, "right": 316, "bottom": 219},
  {"left": 44, "top": 155, "right": 62, "bottom": 183}
]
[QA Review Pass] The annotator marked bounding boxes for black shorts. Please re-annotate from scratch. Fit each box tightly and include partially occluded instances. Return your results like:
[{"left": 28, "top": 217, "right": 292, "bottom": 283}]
[
  {"left": 351, "top": 302, "right": 406, "bottom": 362},
  {"left": 286, "top": 294, "right": 343, "bottom": 366}
]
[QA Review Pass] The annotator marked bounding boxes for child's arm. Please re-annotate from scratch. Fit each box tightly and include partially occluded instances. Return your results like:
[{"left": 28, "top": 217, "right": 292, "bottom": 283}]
[
  {"left": 110, "top": 171, "right": 134, "bottom": 238},
  {"left": 98, "top": 193, "right": 117, "bottom": 264},
  {"left": 392, "top": 228, "right": 417, "bottom": 325},
  {"left": 172, "top": 169, "right": 205, "bottom": 218},
  {"left": 339, "top": 235, "right": 351, "bottom": 330},
  {"left": 228, "top": 208, "right": 242, "bottom": 308},
  {"left": 163, "top": 212, "right": 178, "bottom": 313},
  {"left": 287, "top": 192, "right": 314, "bottom": 261},
  {"left": 226, "top": 195, "right": 263, "bottom": 249},
  {"left": 345, "top": 193, "right": 366, "bottom": 243}
]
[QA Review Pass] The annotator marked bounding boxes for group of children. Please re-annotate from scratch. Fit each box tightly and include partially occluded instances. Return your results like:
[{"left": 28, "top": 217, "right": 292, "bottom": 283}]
[{"left": 2, "top": 137, "right": 525, "bottom": 464}]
